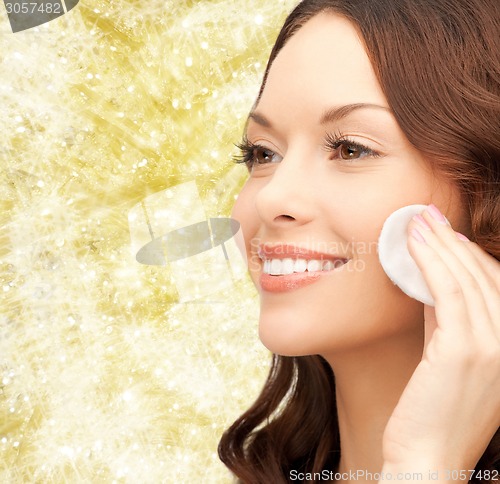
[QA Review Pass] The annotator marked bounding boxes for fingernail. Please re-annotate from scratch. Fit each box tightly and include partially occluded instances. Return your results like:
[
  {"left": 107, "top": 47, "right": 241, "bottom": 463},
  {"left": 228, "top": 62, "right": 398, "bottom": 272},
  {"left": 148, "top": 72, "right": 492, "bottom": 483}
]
[
  {"left": 411, "top": 228, "right": 426, "bottom": 243},
  {"left": 455, "top": 232, "right": 469, "bottom": 242},
  {"left": 427, "top": 204, "right": 448, "bottom": 225},
  {"left": 412, "top": 214, "right": 431, "bottom": 230}
]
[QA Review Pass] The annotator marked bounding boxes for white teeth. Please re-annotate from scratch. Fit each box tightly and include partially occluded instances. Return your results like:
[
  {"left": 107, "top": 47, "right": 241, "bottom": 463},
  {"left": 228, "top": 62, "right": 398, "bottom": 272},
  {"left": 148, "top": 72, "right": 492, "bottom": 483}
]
[
  {"left": 263, "top": 258, "right": 343, "bottom": 275},
  {"left": 294, "top": 259, "right": 307, "bottom": 273},
  {"left": 282, "top": 258, "right": 294, "bottom": 275},
  {"left": 270, "top": 259, "right": 282, "bottom": 275},
  {"left": 323, "top": 260, "right": 335, "bottom": 271},
  {"left": 307, "top": 260, "right": 322, "bottom": 272}
]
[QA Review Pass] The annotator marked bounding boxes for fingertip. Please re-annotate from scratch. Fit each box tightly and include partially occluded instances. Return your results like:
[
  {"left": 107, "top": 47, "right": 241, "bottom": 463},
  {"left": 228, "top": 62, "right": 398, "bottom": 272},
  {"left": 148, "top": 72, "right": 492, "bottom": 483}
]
[
  {"left": 412, "top": 214, "right": 431, "bottom": 231},
  {"left": 411, "top": 228, "right": 427, "bottom": 244},
  {"left": 455, "top": 232, "right": 470, "bottom": 242}
]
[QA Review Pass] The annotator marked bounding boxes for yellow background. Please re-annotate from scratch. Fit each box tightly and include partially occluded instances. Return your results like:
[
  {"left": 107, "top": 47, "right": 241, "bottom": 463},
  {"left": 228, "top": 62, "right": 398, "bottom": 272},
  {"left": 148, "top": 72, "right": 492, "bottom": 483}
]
[{"left": 0, "top": 0, "right": 296, "bottom": 481}]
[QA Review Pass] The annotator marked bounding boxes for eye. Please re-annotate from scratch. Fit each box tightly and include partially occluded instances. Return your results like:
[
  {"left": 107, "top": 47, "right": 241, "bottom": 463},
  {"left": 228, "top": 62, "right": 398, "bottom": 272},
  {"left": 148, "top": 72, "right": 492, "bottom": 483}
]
[
  {"left": 339, "top": 143, "right": 363, "bottom": 160},
  {"left": 324, "top": 132, "right": 380, "bottom": 162},
  {"left": 253, "top": 146, "right": 282, "bottom": 165},
  {"left": 234, "top": 138, "right": 283, "bottom": 170}
]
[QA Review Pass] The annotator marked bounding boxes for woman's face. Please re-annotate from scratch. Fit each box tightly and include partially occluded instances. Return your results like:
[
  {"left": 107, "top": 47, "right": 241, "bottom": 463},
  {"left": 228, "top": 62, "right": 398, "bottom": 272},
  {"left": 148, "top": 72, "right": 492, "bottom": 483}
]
[{"left": 232, "top": 13, "right": 466, "bottom": 357}]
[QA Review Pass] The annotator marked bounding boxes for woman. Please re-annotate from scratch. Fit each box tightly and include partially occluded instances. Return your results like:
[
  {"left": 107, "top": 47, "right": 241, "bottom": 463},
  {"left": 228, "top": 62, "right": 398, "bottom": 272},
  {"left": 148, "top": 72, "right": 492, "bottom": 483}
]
[{"left": 219, "top": 0, "right": 500, "bottom": 482}]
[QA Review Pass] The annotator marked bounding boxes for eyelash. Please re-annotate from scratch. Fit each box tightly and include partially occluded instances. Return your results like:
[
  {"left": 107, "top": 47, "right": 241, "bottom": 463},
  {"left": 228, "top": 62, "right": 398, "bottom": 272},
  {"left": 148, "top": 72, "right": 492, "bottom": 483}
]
[
  {"left": 324, "top": 131, "right": 381, "bottom": 160},
  {"left": 233, "top": 136, "right": 280, "bottom": 168},
  {"left": 234, "top": 132, "right": 380, "bottom": 169}
]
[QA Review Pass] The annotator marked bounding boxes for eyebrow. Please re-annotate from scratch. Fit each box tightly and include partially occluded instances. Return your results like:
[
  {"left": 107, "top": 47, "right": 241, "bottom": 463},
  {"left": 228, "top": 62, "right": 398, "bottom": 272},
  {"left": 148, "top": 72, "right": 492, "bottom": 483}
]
[
  {"left": 248, "top": 103, "right": 391, "bottom": 128},
  {"left": 320, "top": 103, "right": 391, "bottom": 124}
]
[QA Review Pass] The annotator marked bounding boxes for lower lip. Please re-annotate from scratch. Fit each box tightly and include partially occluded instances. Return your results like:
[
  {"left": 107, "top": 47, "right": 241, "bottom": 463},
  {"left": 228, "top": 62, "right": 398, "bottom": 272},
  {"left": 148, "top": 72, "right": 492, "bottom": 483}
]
[{"left": 260, "top": 265, "right": 345, "bottom": 293}]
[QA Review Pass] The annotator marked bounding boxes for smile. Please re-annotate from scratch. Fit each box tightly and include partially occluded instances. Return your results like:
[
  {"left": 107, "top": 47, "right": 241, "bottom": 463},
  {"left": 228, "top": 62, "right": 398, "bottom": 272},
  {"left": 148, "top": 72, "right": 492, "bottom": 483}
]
[
  {"left": 263, "top": 258, "right": 345, "bottom": 275},
  {"left": 258, "top": 243, "right": 349, "bottom": 292}
]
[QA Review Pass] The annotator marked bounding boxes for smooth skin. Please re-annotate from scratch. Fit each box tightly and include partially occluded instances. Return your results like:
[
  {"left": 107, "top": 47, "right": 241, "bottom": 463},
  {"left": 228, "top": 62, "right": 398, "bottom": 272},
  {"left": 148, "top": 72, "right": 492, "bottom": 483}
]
[{"left": 232, "top": 13, "right": 500, "bottom": 482}]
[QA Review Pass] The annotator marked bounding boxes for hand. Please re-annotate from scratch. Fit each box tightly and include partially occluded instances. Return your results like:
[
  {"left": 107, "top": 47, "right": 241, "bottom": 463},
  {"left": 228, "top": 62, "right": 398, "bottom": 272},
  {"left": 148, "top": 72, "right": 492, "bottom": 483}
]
[{"left": 381, "top": 204, "right": 500, "bottom": 476}]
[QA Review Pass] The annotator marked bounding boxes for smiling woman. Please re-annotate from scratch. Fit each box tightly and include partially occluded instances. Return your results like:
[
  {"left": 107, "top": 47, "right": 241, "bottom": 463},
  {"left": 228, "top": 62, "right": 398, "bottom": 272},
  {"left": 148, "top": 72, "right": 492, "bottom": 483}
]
[{"left": 218, "top": 0, "right": 500, "bottom": 483}]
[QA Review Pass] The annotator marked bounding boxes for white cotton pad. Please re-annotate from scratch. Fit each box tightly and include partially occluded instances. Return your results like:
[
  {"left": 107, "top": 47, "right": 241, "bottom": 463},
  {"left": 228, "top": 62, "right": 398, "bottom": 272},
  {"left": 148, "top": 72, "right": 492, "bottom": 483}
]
[{"left": 378, "top": 204, "right": 435, "bottom": 306}]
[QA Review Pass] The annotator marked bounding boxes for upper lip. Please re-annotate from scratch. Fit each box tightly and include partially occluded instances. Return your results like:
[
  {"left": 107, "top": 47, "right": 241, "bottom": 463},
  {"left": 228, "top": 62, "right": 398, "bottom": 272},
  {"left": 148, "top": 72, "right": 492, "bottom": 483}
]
[{"left": 258, "top": 243, "right": 348, "bottom": 262}]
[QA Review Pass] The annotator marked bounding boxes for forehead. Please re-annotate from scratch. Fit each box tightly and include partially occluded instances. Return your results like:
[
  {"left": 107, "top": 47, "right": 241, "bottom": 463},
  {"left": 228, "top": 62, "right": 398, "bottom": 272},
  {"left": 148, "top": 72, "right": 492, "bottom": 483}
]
[{"left": 257, "top": 13, "right": 388, "bottom": 120}]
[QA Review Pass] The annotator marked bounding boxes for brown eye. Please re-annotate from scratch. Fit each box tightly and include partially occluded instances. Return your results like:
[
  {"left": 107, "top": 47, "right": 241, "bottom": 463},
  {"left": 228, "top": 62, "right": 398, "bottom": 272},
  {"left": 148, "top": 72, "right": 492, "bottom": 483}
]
[
  {"left": 324, "top": 133, "right": 380, "bottom": 162},
  {"left": 254, "top": 147, "right": 281, "bottom": 164},
  {"left": 340, "top": 143, "right": 361, "bottom": 160}
]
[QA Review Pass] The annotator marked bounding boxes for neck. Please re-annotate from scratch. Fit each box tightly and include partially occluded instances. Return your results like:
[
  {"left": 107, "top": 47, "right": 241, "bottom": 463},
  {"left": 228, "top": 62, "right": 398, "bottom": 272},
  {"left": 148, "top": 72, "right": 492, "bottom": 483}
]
[{"left": 324, "top": 327, "right": 424, "bottom": 481}]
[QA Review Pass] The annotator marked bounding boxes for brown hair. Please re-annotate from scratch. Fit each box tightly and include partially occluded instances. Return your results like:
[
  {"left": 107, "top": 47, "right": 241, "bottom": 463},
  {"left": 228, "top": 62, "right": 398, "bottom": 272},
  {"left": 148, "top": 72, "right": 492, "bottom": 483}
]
[{"left": 219, "top": 0, "right": 500, "bottom": 482}]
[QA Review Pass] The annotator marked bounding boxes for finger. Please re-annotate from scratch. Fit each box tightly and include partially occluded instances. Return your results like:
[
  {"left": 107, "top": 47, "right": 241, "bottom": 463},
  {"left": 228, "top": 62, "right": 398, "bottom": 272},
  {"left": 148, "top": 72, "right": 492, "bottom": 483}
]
[
  {"left": 419, "top": 207, "right": 499, "bottom": 336},
  {"left": 459, "top": 241, "right": 500, "bottom": 331},
  {"left": 462, "top": 240, "right": 500, "bottom": 291},
  {"left": 409, "top": 233, "right": 500, "bottom": 366},
  {"left": 409, "top": 207, "right": 496, "bottom": 338},
  {"left": 421, "top": 209, "right": 496, "bottom": 293},
  {"left": 407, "top": 228, "right": 473, "bottom": 334}
]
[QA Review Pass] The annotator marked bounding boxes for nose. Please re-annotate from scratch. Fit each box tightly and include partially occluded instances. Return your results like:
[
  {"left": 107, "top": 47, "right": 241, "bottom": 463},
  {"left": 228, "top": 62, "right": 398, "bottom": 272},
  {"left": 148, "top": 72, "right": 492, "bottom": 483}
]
[{"left": 254, "top": 148, "right": 318, "bottom": 229}]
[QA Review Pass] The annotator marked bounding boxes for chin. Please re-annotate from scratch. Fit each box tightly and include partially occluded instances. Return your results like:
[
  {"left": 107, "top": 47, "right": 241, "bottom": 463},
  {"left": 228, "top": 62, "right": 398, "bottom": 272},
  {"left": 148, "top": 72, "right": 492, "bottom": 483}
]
[
  {"left": 258, "top": 312, "right": 348, "bottom": 357},
  {"left": 257, "top": 295, "right": 425, "bottom": 359},
  {"left": 258, "top": 318, "right": 316, "bottom": 357}
]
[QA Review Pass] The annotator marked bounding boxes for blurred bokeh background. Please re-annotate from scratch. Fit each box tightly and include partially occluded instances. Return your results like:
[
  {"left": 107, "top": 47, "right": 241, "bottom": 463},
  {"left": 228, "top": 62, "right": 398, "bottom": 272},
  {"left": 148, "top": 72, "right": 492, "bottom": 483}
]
[{"left": 0, "top": 1, "right": 296, "bottom": 481}]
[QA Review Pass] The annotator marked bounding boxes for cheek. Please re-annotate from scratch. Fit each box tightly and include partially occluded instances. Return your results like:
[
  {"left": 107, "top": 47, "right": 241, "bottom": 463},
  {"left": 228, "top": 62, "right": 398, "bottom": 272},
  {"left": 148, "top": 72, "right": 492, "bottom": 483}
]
[
  {"left": 332, "top": 170, "right": 437, "bottom": 248},
  {"left": 231, "top": 183, "right": 261, "bottom": 269},
  {"left": 231, "top": 184, "right": 254, "bottom": 237}
]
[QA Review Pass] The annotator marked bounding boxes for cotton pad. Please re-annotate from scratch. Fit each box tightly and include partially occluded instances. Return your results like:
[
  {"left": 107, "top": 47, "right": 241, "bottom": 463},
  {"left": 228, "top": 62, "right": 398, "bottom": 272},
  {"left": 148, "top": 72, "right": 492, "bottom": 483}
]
[{"left": 378, "top": 204, "right": 434, "bottom": 306}]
